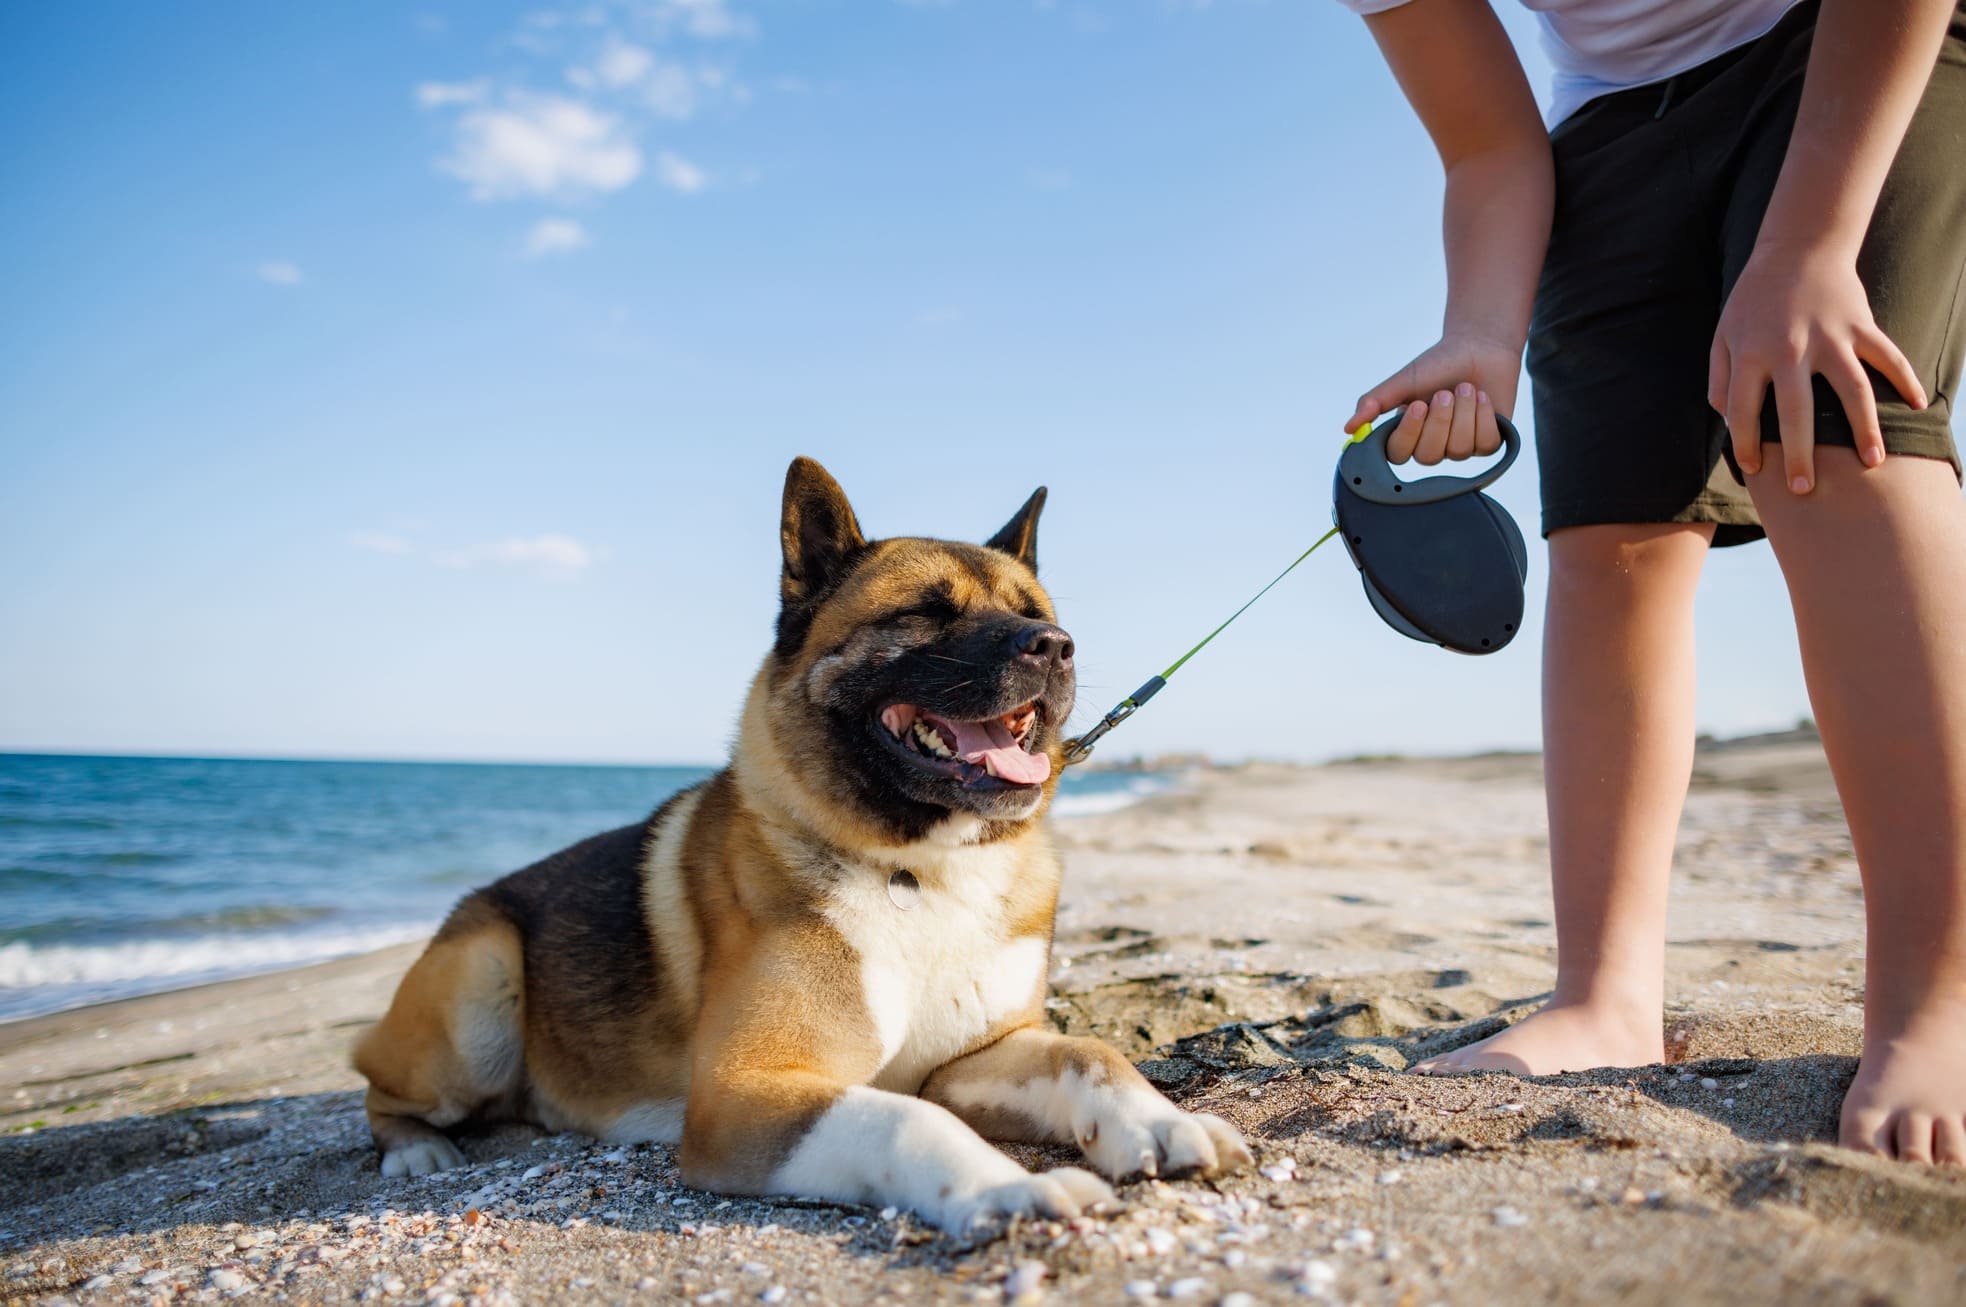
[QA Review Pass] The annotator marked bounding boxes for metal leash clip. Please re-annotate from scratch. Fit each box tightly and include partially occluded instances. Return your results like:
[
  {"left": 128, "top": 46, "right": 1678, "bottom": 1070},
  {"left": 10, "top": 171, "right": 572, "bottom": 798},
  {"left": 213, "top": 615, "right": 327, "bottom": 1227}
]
[{"left": 1060, "top": 676, "right": 1166, "bottom": 767}]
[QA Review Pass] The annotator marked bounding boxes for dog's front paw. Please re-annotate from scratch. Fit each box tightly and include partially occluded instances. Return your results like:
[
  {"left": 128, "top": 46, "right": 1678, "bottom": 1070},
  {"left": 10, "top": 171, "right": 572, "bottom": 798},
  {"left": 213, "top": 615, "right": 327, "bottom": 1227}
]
[
  {"left": 380, "top": 1137, "right": 466, "bottom": 1178},
  {"left": 1081, "top": 1098, "right": 1254, "bottom": 1182},
  {"left": 947, "top": 1166, "right": 1116, "bottom": 1235}
]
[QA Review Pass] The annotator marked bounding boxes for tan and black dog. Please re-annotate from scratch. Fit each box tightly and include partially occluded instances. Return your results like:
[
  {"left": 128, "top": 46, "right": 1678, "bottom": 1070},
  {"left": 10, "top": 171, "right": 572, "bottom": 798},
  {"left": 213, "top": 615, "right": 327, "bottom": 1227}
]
[{"left": 352, "top": 457, "right": 1251, "bottom": 1232}]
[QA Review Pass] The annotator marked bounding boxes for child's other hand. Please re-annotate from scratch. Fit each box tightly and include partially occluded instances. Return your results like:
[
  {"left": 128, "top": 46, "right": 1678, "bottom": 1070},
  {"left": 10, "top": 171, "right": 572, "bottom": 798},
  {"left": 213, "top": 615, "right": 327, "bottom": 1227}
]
[
  {"left": 1346, "top": 333, "right": 1522, "bottom": 465},
  {"left": 1709, "top": 242, "right": 1927, "bottom": 493}
]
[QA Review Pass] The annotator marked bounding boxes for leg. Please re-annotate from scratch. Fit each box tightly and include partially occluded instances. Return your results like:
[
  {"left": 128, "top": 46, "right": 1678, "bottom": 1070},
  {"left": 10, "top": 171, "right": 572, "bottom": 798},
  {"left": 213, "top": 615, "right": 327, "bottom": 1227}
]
[
  {"left": 680, "top": 1072, "right": 1114, "bottom": 1234},
  {"left": 1747, "top": 451, "right": 1966, "bottom": 1166},
  {"left": 351, "top": 906, "right": 526, "bottom": 1177},
  {"left": 921, "top": 1027, "right": 1252, "bottom": 1181},
  {"left": 1417, "top": 522, "right": 1713, "bottom": 1074}
]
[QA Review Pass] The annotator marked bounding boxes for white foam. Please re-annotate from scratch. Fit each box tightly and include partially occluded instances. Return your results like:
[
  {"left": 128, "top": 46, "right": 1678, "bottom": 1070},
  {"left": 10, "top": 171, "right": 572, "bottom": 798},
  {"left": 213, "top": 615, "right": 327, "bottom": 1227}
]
[{"left": 0, "top": 922, "right": 438, "bottom": 1022}]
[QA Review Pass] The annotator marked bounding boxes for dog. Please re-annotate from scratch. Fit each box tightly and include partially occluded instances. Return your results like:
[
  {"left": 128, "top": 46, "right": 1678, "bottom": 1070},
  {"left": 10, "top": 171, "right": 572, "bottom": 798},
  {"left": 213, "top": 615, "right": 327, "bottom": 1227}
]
[{"left": 352, "top": 457, "right": 1251, "bottom": 1233}]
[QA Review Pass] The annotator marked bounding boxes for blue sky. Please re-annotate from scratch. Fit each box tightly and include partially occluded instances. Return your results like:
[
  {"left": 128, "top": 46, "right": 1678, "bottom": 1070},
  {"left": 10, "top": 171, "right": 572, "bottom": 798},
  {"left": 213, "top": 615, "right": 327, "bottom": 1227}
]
[{"left": 0, "top": 0, "right": 1860, "bottom": 764}]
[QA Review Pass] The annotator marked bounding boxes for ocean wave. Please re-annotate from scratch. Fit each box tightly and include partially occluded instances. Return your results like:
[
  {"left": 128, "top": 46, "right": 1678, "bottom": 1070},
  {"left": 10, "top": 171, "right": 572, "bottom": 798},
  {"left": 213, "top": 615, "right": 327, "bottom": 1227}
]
[
  {"left": 0, "top": 922, "right": 438, "bottom": 1021},
  {"left": 1050, "top": 775, "right": 1180, "bottom": 819}
]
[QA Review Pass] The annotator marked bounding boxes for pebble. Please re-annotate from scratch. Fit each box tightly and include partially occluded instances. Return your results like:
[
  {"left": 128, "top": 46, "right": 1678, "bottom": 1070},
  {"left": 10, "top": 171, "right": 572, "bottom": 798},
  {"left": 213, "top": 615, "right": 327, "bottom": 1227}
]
[
  {"left": 1259, "top": 1163, "right": 1296, "bottom": 1183},
  {"left": 1005, "top": 1262, "right": 1048, "bottom": 1296},
  {"left": 1296, "top": 1259, "right": 1337, "bottom": 1289},
  {"left": 1492, "top": 1206, "right": 1530, "bottom": 1228},
  {"left": 1723, "top": 1098, "right": 1737, "bottom": 1108},
  {"left": 1700, "top": 1078, "right": 1720, "bottom": 1091},
  {"left": 1143, "top": 1227, "right": 1178, "bottom": 1256},
  {"left": 1376, "top": 1170, "right": 1404, "bottom": 1186},
  {"left": 760, "top": 1288, "right": 788, "bottom": 1305},
  {"left": 81, "top": 1276, "right": 112, "bottom": 1291},
  {"left": 1221, "top": 1249, "right": 1247, "bottom": 1269},
  {"left": 1168, "top": 1277, "right": 1208, "bottom": 1299},
  {"left": 1221, "top": 1295, "right": 1256, "bottom": 1307},
  {"left": 209, "top": 1268, "right": 247, "bottom": 1291},
  {"left": 111, "top": 1259, "right": 143, "bottom": 1276},
  {"left": 1124, "top": 1281, "right": 1159, "bottom": 1299},
  {"left": 1334, "top": 1227, "right": 1375, "bottom": 1253}
]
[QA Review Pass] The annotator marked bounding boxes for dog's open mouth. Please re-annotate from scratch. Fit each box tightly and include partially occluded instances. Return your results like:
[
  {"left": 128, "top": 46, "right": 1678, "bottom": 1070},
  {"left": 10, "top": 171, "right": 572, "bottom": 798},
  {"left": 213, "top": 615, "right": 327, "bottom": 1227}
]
[{"left": 877, "top": 701, "right": 1050, "bottom": 786}]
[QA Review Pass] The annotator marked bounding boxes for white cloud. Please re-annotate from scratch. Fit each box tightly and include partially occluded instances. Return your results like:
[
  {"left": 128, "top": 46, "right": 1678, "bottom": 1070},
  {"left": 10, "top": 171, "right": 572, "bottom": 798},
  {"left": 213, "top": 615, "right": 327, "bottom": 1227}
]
[
  {"left": 641, "top": 61, "right": 702, "bottom": 118},
  {"left": 440, "top": 534, "right": 599, "bottom": 576},
  {"left": 415, "top": 79, "right": 488, "bottom": 107},
  {"left": 257, "top": 261, "right": 304, "bottom": 286},
  {"left": 442, "top": 94, "right": 642, "bottom": 200},
  {"left": 348, "top": 531, "right": 413, "bottom": 555},
  {"left": 652, "top": 0, "right": 755, "bottom": 40},
  {"left": 525, "top": 217, "right": 592, "bottom": 256},
  {"left": 655, "top": 149, "right": 707, "bottom": 194},
  {"left": 593, "top": 36, "right": 654, "bottom": 87}
]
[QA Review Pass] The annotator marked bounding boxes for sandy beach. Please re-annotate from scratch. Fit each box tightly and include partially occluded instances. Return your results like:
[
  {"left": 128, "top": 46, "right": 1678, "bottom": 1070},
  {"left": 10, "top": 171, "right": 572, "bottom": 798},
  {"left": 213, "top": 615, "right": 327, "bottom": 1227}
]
[{"left": 5, "top": 737, "right": 1964, "bottom": 1306}]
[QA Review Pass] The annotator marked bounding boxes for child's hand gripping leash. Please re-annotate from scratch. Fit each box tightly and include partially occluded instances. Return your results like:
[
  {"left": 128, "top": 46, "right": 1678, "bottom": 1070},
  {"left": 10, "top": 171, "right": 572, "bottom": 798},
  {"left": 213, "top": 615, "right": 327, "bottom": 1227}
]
[{"left": 1062, "top": 408, "right": 1527, "bottom": 765}]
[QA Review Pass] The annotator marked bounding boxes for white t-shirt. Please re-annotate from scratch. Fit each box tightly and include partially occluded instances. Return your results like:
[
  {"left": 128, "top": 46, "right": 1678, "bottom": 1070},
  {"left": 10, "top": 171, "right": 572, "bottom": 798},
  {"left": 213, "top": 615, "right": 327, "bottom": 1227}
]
[{"left": 1338, "top": 0, "right": 1802, "bottom": 123}]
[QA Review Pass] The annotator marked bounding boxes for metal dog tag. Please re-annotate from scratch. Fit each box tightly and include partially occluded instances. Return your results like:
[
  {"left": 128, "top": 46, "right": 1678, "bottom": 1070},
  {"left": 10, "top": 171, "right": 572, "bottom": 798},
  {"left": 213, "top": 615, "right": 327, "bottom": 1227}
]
[{"left": 887, "top": 869, "right": 922, "bottom": 911}]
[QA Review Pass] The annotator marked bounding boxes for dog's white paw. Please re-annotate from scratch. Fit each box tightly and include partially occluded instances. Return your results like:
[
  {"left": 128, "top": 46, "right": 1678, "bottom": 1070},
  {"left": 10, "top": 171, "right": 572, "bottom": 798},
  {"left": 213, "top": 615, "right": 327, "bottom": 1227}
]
[
  {"left": 947, "top": 1166, "right": 1116, "bottom": 1234},
  {"left": 1080, "top": 1097, "right": 1254, "bottom": 1182},
  {"left": 381, "top": 1137, "right": 466, "bottom": 1178}
]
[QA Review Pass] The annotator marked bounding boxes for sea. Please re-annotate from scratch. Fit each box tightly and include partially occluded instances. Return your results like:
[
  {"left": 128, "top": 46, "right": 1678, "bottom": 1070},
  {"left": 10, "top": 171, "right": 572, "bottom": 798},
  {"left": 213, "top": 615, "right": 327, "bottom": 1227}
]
[{"left": 0, "top": 754, "right": 1176, "bottom": 1023}]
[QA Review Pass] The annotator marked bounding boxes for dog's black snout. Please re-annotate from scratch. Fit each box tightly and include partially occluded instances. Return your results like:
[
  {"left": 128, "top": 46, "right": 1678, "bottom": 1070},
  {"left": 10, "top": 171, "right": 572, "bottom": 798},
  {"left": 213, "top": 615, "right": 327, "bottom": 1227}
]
[{"left": 1012, "top": 624, "right": 1075, "bottom": 666}]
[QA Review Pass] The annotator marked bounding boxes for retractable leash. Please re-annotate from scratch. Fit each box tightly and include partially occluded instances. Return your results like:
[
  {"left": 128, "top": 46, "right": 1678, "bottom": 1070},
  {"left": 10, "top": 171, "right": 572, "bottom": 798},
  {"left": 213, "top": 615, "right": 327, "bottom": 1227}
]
[{"left": 1061, "top": 408, "right": 1529, "bottom": 766}]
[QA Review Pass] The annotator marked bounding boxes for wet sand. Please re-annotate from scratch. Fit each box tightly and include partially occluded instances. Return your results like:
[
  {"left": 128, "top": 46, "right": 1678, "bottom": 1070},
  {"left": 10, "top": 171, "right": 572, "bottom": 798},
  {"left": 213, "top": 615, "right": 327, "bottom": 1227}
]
[{"left": 4, "top": 737, "right": 1963, "bottom": 1305}]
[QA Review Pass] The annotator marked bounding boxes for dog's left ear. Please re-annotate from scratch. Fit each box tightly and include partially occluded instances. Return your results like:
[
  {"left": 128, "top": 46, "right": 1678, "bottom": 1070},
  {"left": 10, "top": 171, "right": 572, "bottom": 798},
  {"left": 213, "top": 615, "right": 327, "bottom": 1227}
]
[
  {"left": 985, "top": 487, "right": 1046, "bottom": 574},
  {"left": 780, "top": 457, "right": 867, "bottom": 612}
]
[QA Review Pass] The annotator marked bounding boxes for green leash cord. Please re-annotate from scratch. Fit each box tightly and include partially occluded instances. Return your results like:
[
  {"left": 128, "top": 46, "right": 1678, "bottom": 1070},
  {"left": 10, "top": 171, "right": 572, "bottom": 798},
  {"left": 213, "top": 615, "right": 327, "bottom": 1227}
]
[{"left": 1060, "top": 524, "right": 1343, "bottom": 766}]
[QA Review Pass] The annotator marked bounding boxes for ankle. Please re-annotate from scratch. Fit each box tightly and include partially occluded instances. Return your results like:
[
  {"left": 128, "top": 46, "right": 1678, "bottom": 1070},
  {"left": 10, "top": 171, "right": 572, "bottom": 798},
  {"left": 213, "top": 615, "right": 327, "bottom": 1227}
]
[{"left": 1548, "top": 977, "right": 1662, "bottom": 1026}]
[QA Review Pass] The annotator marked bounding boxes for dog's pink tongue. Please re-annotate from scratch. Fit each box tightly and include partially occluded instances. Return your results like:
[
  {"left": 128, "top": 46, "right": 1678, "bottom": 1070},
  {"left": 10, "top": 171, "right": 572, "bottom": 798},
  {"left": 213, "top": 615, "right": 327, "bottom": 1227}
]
[{"left": 944, "top": 716, "right": 1051, "bottom": 785}]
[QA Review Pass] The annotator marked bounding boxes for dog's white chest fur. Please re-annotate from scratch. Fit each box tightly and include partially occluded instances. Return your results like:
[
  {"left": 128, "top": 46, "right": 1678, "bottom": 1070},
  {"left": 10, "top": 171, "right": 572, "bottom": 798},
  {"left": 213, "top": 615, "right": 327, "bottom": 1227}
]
[{"left": 821, "top": 846, "right": 1048, "bottom": 1095}]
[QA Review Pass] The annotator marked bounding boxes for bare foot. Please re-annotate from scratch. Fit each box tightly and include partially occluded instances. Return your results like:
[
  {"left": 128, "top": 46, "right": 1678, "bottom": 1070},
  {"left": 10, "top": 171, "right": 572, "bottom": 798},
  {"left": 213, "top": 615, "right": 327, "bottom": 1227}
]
[
  {"left": 1411, "top": 1000, "right": 1664, "bottom": 1076},
  {"left": 1840, "top": 998, "right": 1966, "bottom": 1166}
]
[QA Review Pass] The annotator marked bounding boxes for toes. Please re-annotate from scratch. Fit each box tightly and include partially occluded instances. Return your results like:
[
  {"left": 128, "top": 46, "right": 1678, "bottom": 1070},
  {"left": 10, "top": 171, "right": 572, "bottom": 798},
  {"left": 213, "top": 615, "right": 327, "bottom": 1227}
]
[
  {"left": 381, "top": 1138, "right": 464, "bottom": 1177},
  {"left": 1895, "top": 1113, "right": 1937, "bottom": 1165},
  {"left": 1194, "top": 1114, "right": 1254, "bottom": 1174},
  {"left": 1840, "top": 1105, "right": 1895, "bottom": 1157},
  {"left": 1152, "top": 1115, "right": 1219, "bottom": 1179},
  {"left": 1935, "top": 1118, "right": 1966, "bottom": 1168},
  {"left": 1086, "top": 1116, "right": 1162, "bottom": 1182},
  {"left": 1042, "top": 1166, "right": 1117, "bottom": 1213}
]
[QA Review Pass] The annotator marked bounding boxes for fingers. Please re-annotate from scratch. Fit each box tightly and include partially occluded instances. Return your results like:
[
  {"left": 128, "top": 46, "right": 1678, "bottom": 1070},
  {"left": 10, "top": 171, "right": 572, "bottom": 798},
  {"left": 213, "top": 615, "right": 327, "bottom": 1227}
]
[
  {"left": 1385, "top": 400, "right": 1429, "bottom": 464},
  {"left": 1724, "top": 361, "right": 1769, "bottom": 480},
  {"left": 1822, "top": 346, "right": 1886, "bottom": 469},
  {"left": 1348, "top": 364, "right": 1415, "bottom": 433},
  {"left": 1773, "top": 367, "right": 1816, "bottom": 494},
  {"left": 1445, "top": 382, "right": 1478, "bottom": 460},
  {"left": 1857, "top": 321, "right": 1929, "bottom": 410},
  {"left": 1473, "top": 388, "right": 1501, "bottom": 456},
  {"left": 1412, "top": 389, "right": 1456, "bottom": 465}
]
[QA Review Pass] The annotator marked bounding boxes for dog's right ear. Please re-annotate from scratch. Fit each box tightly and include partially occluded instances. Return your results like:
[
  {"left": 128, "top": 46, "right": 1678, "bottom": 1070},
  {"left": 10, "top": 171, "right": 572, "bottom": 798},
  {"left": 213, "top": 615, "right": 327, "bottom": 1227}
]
[{"left": 779, "top": 457, "right": 867, "bottom": 617}]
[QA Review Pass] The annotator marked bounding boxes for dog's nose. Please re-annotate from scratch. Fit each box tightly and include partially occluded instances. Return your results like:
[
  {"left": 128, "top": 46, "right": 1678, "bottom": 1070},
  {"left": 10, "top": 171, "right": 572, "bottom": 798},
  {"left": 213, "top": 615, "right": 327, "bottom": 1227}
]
[{"left": 1012, "top": 624, "right": 1074, "bottom": 667}]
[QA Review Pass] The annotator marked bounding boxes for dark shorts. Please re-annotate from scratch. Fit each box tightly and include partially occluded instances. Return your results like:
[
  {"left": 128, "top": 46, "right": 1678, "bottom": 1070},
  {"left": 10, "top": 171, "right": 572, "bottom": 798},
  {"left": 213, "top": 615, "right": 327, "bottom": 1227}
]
[{"left": 1527, "top": 0, "right": 1966, "bottom": 546}]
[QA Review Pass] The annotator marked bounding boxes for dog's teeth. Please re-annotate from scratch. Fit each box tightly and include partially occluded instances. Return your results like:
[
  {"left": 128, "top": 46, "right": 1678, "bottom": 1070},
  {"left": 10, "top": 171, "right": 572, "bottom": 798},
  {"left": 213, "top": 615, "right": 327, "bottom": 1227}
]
[{"left": 912, "top": 721, "right": 954, "bottom": 758}]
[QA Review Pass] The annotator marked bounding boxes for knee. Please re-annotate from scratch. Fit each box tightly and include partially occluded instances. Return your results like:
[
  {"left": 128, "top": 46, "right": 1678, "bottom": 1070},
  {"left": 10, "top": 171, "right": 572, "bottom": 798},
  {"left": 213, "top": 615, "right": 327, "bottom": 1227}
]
[{"left": 1548, "top": 523, "right": 1709, "bottom": 604}]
